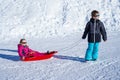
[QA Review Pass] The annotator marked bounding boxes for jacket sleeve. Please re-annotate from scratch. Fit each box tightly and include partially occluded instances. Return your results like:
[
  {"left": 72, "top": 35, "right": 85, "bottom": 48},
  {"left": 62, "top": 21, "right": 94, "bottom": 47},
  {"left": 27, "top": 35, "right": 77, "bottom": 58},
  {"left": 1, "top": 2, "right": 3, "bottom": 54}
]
[
  {"left": 18, "top": 44, "right": 24, "bottom": 57},
  {"left": 100, "top": 22, "right": 107, "bottom": 41},
  {"left": 82, "top": 22, "right": 90, "bottom": 39}
]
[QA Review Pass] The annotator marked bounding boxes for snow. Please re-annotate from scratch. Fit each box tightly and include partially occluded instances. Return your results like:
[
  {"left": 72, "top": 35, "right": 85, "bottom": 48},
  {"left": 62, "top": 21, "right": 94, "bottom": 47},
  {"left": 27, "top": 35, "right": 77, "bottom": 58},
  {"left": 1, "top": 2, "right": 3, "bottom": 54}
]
[
  {"left": 0, "top": 32, "right": 120, "bottom": 80},
  {"left": 0, "top": 0, "right": 120, "bottom": 80}
]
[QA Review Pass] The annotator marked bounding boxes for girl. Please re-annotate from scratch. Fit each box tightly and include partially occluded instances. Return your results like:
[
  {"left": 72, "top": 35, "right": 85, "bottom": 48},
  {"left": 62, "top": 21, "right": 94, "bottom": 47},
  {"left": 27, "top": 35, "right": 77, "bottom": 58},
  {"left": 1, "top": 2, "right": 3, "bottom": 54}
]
[{"left": 18, "top": 39, "right": 57, "bottom": 60}]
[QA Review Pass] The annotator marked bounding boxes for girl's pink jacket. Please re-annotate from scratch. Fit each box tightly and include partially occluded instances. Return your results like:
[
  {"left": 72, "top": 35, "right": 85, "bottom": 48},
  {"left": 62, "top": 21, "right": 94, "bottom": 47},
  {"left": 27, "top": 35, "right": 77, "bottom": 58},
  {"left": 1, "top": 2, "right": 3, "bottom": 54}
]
[{"left": 18, "top": 44, "right": 44, "bottom": 58}]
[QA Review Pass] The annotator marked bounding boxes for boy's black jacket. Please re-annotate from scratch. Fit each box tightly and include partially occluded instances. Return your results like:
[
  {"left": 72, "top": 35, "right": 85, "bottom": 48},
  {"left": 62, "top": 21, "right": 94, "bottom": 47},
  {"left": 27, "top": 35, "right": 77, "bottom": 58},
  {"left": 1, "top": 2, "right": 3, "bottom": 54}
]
[{"left": 82, "top": 18, "right": 107, "bottom": 42}]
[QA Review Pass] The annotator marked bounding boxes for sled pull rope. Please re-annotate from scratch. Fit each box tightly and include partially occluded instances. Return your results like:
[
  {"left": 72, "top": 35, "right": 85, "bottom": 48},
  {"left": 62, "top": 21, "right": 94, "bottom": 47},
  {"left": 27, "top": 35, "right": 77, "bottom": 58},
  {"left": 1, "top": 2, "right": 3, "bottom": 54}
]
[{"left": 57, "top": 39, "right": 82, "bottom": 52}]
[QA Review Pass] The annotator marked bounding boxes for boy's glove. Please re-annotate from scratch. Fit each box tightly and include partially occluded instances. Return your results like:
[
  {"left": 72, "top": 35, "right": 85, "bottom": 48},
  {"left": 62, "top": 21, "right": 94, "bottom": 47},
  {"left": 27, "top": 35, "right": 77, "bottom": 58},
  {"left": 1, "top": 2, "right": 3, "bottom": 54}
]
[
  {"left": 104, "top": 39, "right": 107, "bottom": 42},
  {"left": 103, "top": 37, "right": 107, "bottom": 42},
  {"left": 82, "top": 36, "right": 86, "bottom": 39}
]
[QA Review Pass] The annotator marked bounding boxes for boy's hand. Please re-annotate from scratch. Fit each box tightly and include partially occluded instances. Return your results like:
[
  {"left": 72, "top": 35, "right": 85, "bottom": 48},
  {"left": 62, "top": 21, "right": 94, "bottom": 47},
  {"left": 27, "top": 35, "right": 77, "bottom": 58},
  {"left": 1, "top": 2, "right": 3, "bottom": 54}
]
[
  {"left": 82, "top": 37, "right": 85, "bottom": 39},
  {"left": 103, "top": 40, "right": 107, "bottom": 42},
  {"left": 104, "top": 40, "right": 107, "bottom": 42},
  {"left": 82, "top": 35, "right": 86, "bottom": 39}
]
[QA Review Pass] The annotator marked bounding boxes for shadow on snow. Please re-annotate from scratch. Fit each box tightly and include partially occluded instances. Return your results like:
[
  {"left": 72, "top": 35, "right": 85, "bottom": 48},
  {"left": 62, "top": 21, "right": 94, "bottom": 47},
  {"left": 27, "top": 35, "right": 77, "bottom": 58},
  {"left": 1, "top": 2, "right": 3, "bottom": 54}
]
[
  {"left": 0, "top": 49, "right": 19, "bottom": 61},
  {"left": 54, "top": 55, "right": 86, "bottom": 63}
]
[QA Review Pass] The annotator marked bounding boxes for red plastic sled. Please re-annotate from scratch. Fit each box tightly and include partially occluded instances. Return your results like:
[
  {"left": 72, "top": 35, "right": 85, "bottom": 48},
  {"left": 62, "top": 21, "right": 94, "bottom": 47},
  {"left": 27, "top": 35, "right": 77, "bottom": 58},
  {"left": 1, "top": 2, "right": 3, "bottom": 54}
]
[{"left": 21, "top": 51, "right": 57, "bottom": 61}]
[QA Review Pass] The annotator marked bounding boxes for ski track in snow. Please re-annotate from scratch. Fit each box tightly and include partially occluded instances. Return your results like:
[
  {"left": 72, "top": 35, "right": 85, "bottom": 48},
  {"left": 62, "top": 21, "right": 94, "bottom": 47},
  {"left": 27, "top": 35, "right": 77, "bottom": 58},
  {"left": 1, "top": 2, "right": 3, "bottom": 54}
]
[{"left": 79, "top": 57, "right": 120, "bottom": 80}]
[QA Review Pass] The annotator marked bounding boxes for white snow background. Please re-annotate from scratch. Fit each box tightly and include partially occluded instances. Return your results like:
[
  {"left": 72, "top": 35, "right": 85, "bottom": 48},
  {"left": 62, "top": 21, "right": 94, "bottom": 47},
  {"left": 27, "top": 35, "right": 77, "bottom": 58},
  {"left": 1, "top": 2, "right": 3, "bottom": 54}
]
[{"left": 0, "top": 0, "right": 120, "bottom": 80}]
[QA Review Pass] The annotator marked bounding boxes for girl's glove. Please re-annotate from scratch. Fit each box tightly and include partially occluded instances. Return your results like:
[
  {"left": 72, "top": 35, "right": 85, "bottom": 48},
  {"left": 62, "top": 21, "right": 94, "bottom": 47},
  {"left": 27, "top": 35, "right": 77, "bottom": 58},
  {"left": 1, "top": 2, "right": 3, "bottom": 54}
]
[{"left": 22, "top": 56, "right": 25, "bottom": 60}]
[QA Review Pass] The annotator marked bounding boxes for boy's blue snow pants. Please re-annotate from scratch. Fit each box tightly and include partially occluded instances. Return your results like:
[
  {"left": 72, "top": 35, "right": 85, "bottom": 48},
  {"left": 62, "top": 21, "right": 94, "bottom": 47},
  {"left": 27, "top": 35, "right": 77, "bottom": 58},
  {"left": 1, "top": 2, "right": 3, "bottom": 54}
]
[{"left": 85, "top": 43, "right": 99, "bottom": 60}]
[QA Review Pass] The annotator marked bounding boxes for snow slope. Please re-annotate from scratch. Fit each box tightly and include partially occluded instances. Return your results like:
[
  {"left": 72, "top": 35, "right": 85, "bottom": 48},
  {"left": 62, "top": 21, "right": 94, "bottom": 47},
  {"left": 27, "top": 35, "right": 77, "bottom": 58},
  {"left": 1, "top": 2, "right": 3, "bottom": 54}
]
[
  {"left": 0, "top": 0, "right": 120, "bottom": 80},
  {"left": 0, "top": 32, "right": 120, "bottom": 80},
  {"left": 0, "top": 0, "right": 120, "bottom": 41}
]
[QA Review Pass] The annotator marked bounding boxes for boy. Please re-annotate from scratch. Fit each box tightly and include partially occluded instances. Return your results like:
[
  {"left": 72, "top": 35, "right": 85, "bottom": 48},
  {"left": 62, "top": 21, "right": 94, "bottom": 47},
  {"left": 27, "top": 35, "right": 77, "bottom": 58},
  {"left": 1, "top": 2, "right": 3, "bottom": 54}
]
[{"left": 82, "top": 10, "right": 107, "bottom": 61}]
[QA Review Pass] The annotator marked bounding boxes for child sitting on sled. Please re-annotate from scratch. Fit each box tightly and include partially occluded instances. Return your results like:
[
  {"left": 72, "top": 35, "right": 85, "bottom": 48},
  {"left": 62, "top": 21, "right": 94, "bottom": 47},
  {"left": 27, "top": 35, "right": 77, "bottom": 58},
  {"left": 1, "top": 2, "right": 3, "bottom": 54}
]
[{"left": 18, "top": 39, "right": 57, "bottom": 60}]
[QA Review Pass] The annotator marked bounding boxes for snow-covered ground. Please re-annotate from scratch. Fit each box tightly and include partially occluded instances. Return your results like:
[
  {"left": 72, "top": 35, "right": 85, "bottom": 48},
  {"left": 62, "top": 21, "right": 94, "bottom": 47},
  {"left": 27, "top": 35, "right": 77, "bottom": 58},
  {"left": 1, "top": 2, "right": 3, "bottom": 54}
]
[
  {"left": 0, "top": 0, "right": 120, "bottom": 80},
  {"left": 0, "top": 31, "right": 120, "bottom": 80}
]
